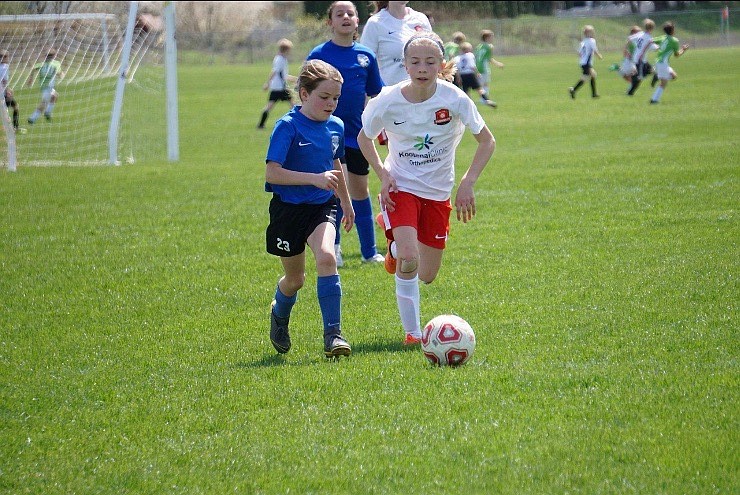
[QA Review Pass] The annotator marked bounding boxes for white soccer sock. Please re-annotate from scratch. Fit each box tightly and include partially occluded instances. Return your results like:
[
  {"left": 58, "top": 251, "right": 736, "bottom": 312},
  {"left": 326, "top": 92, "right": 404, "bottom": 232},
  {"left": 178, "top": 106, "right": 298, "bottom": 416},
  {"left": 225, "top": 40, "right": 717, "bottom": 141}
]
[
  {"left": 651, "top": 86, "right": 664, "bottom": 102},
  {"left": 46, "top": 103, "right": 55, "bottom": 115},
  {"left": 395, "top": 275, "right": 421, "bottom": 337}
]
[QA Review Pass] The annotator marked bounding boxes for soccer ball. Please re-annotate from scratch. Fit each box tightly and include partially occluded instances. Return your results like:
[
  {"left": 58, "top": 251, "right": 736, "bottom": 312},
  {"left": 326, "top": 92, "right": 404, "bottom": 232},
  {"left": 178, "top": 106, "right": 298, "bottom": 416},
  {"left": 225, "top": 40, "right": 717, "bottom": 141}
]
[{"left": 421, "top": 314, "right": 476, "bottom": 366}]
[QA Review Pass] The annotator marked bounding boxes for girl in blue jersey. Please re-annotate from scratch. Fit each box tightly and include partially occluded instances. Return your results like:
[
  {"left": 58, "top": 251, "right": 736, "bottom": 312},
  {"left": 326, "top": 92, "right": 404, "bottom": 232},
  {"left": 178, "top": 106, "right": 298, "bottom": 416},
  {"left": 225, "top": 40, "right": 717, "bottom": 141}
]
[
  {"left": 306, "top": 0, "right": 386, "bottom": 267},
  {"left": 265, "top": 59, "right": 355, "bottom": 358}
]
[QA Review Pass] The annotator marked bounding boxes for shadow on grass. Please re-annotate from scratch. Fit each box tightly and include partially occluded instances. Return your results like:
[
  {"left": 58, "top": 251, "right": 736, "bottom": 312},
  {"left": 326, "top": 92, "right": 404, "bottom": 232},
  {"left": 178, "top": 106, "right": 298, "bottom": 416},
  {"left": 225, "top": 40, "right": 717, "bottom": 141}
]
[{"left": 236, "top": 338, "right": 418, "bottom": 368}]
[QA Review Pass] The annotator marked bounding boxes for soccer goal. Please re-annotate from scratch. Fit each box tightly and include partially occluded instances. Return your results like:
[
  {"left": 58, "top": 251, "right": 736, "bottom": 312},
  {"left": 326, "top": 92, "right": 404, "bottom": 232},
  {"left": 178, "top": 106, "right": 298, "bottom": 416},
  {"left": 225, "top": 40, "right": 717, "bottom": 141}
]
[{"left": 0, "top": 1, "right": 178, "bottom": 170}]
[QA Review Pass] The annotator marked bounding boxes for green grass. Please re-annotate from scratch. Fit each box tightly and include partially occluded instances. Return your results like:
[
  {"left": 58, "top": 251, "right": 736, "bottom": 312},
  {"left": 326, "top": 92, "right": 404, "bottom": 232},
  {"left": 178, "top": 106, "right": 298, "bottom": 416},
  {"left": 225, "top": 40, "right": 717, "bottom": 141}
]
[{"left": 1, "top": 47, "right": 738, "bottom": 494}]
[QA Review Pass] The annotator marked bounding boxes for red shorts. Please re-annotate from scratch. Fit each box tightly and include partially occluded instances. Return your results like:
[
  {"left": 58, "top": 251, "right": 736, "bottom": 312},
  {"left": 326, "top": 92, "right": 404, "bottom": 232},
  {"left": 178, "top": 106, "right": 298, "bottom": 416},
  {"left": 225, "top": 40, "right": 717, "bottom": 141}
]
[{"left": 379, "top": 191, "right": 452, "bottom": 249}]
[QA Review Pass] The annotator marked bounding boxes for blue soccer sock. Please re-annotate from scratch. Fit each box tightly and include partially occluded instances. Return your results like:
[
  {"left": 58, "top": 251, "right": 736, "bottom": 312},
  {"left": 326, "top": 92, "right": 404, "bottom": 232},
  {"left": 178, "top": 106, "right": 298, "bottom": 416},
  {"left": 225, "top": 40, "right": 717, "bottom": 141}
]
[
  {"left": 273, "top": 285, "right": 297, "bottom": 319},
  {"left": 317, "top": 274, "right": 342, "bottom": 336},
  {"left": 352, "top": 197, "right": 378, "bottom": 259}
]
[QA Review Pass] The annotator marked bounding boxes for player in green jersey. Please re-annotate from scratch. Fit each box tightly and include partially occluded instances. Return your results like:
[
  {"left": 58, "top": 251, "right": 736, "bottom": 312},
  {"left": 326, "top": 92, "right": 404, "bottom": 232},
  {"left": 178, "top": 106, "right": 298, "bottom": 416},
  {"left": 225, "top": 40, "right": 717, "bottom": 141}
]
[
  {"left": 26, "top": 49, "right": 64, "bottom": 124},
  {"left": 474, "top": 30, "right": 504, "bottom": 105},
  {"left": 649, "top": 22, "right": 689, "bottom": 104}
]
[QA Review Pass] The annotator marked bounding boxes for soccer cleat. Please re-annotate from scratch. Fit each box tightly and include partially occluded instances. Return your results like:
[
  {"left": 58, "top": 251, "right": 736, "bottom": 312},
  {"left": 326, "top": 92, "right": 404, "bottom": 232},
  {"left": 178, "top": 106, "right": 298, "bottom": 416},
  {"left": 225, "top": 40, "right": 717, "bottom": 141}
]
[
  {"left": 592, "top": 94, "right": 600, "bottom": 98},
  {"left": 44, "top": 113, "right": 51, "bottom": 122},
  {"left": 324, "top": 335, "right": 351, "bottom": 357},
  {"left": 650, "top": 100, "right": 659, "bottom": 104},
  {"left": 568, "top": 87, "right": 575, "bottom": 99},
  {"left": 362, "top": 253, "right": 385, "bottom": 264},
  {"left": 270, "top": 300, "right": 291, "bottom": 354},
  {"left": 403, "top": 334, "right": 422, "bottom": 346},
  {"left": 485, "top": 99, "right": 497, "bottom": 108},
  {"left": 27, "top": 118, "right": 34, "bottom": 124},
  {"left": 334, "top": 244, "right": 344, "bottom": 268},
  {"left": 384, "top": 240, "right": 396, "bottom": 275}
]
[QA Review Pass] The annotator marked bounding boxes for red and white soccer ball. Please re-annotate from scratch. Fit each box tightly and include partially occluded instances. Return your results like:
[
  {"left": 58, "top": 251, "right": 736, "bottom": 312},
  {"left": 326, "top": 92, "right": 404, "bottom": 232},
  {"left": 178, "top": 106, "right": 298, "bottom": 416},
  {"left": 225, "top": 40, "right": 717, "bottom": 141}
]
[{"left": 421, "top": 314, "right": 476, "bottom": 366}]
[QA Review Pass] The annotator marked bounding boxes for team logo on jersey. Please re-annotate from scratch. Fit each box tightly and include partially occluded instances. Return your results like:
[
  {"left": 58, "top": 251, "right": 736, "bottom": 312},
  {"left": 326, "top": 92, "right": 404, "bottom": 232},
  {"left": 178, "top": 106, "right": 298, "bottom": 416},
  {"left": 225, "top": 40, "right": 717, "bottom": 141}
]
[
  {"left": 357, "top": 54, "right": 370, "bottom": 68},
  {"left": 414, "top": 134, "right": 434, "bottom": 151},
  {"left": 331, "top": 134, "right": 340, "bottom": 155},
  {"left": 434, "top": 108, "right": 451, "bottom": 125}
]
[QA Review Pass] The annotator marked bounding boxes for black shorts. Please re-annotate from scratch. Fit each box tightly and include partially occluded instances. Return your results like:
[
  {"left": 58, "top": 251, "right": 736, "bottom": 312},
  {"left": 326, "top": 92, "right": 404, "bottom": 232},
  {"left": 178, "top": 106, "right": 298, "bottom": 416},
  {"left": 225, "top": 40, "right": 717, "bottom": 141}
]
[
  {"left": 460, "top": 73, "right": 481, "bottom": 94},
  {"left": 639, "top": 61, "right": 653, "bottom": 78},
  {"left": 580, "top": 64, "right": 592, "bottom": 75},
  {"left": 342, "top": 146, "right": 370, "bottom": 176},
  {"left": 268, "top": 90, "right": 291, "bottom": 102},
  {"left": 266, "top": 195, "right": 338, "bottom": 257}
]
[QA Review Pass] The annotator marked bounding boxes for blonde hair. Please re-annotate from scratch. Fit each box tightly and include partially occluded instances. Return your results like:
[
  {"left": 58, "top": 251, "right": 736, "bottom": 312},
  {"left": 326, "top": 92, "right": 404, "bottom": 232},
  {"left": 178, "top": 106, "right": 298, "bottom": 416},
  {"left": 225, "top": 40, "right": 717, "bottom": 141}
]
[
  {"left": 403, "top": 31, "right": 457, "bottom": 83},
  {"left": 644, "top": 18, "right": 655, "bottom": 31},
  {"left": 480, "top": 29, "right": 494, "bottom": 41},
  {"left": 452, "top": 31, "right": 466, "bottom": 44},
  {"left": 583, "top": 25, "right": 595, "bottom": 36},
  {"left": 630, "top": 25, "right": 641, "bottom": 35},
  {"left": 298, "top": 59, "right": 344, "bottom": 97},
  {"left": 459, "top": 42, "right": 473, "bottom": 53},
  {"left": 277, "top": 38, "right": 293, "bottom": 53}
]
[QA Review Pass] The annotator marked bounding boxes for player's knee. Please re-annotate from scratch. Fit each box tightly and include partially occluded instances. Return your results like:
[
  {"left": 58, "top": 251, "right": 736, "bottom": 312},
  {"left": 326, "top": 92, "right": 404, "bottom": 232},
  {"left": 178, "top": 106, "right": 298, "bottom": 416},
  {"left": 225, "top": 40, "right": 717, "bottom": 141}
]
[
  {"left": 399, "top": 256, "right": 418, "bottom": 274},
  {"left": 283, "top": 273, "right": 306, "bottom": 293},
  {"left": 314, "top": 250, "right": 338, "bottom": 272}
]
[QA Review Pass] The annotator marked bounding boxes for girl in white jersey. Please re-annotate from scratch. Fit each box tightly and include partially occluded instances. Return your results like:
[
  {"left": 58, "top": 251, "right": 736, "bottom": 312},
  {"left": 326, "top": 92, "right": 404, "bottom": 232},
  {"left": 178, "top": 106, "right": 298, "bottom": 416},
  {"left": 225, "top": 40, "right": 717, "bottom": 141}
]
[
  {"left": 357, "top": 31, "right": 495, "bottom": 345},
  {"left": 360, "top": 1, "right": 432, "bottom": 86}
]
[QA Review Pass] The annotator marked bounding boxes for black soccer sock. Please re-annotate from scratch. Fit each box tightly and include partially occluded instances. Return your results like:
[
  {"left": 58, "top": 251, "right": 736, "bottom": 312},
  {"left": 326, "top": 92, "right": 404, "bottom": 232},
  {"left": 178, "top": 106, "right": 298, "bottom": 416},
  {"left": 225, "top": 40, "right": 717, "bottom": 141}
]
[
  {"left": 573, "top": 80, "right": 584, "bottom": 92},
  {"left": 258, "top": 110, "right": 268, "bottom": 128},
  {"left": 12, "top": 108, "right": 19, "bottom": 129},
  {"left": 651, "top": 74, "right": 658, "bottom": 87},
  {"left": 627, "top": 75, "right": 641, "bottom": 95},
  {"left": 590, "top": 78, "right": 597, "bottom": 96}
]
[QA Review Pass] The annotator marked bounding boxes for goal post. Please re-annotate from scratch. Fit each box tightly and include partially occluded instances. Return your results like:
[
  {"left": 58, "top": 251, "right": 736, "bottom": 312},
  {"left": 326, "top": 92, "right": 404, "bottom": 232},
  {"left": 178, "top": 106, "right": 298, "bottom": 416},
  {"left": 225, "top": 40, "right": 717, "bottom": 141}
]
[{"left": 0, "top": 2, "right": 177, "bottom": 169}]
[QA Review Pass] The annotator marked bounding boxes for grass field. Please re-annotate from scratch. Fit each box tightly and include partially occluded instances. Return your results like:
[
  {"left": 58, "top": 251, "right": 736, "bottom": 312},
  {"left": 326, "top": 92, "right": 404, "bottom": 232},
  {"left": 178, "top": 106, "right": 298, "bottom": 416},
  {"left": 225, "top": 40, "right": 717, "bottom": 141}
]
[{"left": 1, "top": 46, "right": 738, "bottom": 494}]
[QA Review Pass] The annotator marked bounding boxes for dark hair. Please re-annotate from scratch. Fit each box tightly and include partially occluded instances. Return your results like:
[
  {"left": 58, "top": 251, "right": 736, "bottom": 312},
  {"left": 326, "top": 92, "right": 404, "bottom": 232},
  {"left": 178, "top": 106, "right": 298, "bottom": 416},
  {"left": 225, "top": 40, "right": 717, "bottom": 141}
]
[
  {"left": 369, "top": 1, "right": 388, "bottom": 15},
  {"left": 663, "top": 22, "right": 675, "bottom": 35},
  {"left": 328, "top": 1, "right": 359, "bottom": 41}
]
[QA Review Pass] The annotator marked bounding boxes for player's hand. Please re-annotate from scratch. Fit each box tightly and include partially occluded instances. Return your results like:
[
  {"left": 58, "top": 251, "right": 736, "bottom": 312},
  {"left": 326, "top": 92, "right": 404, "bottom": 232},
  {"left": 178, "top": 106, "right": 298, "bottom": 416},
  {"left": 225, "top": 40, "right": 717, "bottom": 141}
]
[
  {"left": 681, "top": 44, "right": 690, "bottom": 51},
  {"left": 496, "top": 61, "right": 504, "bottom": 69},
  {"left": 379, "top": 174, "right": 398, "bottom": 212},
  {"left": 314, "top": 170, "right": 341, "bottom": 191},
  {"left": 454, "top": 180, "right": 476, "bottom": 223},
  {"left": 262, "top": 83, "right": 268, "bottom": 91},
  {"left": 340, "top": 203, "right": 355, "bottom": 232}
]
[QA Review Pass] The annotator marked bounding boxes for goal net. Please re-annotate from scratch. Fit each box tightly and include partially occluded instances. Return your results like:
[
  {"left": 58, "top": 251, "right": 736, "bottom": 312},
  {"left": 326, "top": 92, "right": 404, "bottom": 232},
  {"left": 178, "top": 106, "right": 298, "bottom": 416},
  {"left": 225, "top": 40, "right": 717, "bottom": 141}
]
[{"left": 0, "top": 6, "right": 175, "bottom": 169}]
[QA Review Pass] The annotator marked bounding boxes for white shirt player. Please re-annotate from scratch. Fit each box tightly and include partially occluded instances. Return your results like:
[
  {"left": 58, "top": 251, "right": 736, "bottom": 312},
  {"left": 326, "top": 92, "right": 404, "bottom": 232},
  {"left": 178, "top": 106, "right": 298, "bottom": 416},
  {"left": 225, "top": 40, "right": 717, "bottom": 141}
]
[
  {"left": 0, "top": 62, "right": 9, "bottom": 88},
  {"left": 359, "top": 7, "right": 432, "bottom": 86},
  {"left": 578, "top": 37, "right": 599, "bottom": 66},
  {"left": 629, "top": 31, "right": 653, "bottom": 64},
  {"left": 361, "top": 80, "right": 486, "bottom": 201},
  {"left": 267, "top": 54, "right": 289, "bottom": 91},
  {"left": 454, "top": 52, "right": 477, "bottom": 76}
]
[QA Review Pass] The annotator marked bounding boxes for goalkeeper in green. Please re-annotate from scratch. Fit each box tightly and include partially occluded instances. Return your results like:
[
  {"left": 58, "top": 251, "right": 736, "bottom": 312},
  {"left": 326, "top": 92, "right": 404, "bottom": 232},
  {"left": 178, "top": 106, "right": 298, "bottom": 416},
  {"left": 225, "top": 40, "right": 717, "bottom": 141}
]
[{"left": 26, "top": 49, "right": 64, "bottom": 124}]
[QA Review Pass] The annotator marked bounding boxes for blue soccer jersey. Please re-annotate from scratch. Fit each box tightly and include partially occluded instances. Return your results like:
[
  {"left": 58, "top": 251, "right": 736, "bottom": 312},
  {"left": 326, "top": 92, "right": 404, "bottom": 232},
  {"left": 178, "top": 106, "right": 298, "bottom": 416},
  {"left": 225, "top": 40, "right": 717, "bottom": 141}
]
[
  {"left": 306, "top": 41, "right": 384, "bottom": 149},
  {"left": 265, "top": 106, "right": 345, "bottom": 205}
]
